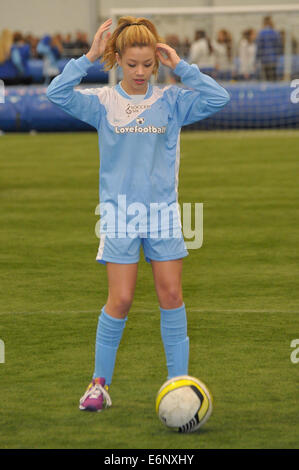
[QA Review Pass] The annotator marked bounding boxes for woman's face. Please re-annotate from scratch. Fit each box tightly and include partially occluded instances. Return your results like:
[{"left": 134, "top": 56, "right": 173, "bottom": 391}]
[
  {"left": 250, "top": 30, "right": 257, "bottom": 42},
  {"left": 217, "top": 31, "right": 225, "bottom": 43},
  {"left": 116, "top": 46, "right": 156, "bottom": 95}
]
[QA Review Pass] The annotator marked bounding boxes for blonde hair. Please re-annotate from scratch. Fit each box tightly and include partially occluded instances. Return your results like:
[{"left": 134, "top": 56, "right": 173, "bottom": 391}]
[
  {"left": 0, "top": 29, "right": 13, "bottom": 64},
  {"left": 100, "top": 16, "right": 165, "bottom": 78}
]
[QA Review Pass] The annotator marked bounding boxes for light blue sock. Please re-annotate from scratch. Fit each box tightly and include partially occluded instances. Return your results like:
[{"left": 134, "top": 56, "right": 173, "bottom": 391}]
[
  {"left": 160, "top": 303, "right": 189, "bottom": 379},
  {"left": 93, "top": 306, "right": 127, "bottom": 386}
]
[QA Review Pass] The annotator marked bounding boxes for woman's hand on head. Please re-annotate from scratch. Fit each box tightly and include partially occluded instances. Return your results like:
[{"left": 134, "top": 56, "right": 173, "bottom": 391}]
[
  {"left": 86, "top": 18, "right": 112, "bottom": 63},
  {"left": 156, "top": 43, "right": 180, "bottom": 70}
]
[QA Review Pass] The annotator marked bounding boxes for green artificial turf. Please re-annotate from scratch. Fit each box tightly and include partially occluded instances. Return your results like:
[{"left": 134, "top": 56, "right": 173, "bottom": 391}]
[{"left": 0, "top": 130, "right": 298, "bottom": 449}]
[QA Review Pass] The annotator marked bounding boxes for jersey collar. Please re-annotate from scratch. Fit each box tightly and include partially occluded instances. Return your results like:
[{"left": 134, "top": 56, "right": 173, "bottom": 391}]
[{"left": 115, "top": 81, "right": 152, "bottom": 100}]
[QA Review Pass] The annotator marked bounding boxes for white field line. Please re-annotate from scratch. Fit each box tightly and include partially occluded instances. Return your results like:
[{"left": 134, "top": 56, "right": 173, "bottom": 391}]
[
  {"left": 181, "top": 130, "right": 299, "bottom": 139},
  {"left": 0, "top": 308, "right": 297, "bottom": 316}
]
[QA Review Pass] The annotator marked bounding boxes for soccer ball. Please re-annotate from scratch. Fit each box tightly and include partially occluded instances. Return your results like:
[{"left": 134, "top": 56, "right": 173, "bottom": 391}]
[{"left": 155, "top": 375, "right": 213, "bottom": 433}]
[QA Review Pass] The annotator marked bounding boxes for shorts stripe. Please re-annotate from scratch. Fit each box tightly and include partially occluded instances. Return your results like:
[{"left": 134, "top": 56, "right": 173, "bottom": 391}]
[{"left": 96, "top": 234, "right": 106, "bottom": 261}]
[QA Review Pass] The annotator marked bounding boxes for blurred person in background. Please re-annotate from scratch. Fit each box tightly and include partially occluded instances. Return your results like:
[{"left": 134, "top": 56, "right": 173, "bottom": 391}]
[
  {"left": 10, "top": 31, "right": 33, "bottom": 84},
  {"left": 256, "top": 16, "right": 283, "bottom": 81},
  {"left": 0, "top": 29, "right": 15, "bottom": 83},
  {"left": 189, "top": 30, "right": 215, "bottom": 76},
  {"left": 238, "top": 28, "right": 257, "bottom": 80},
  {"left": 162, "top": 34, "right": 181, "bottom": 84},
  {"left": 212, "top": 29, "right": 234, "bottom": 80},
  {"left": 180, "top": 37, "right": 191, "bottom": 60},
  {"left": 279, "top": 30, "right": 298, "bottom": 55},
  {"left": 37, "top": 34, "right": 63, "bottom": 84},
  {"left": 24, "top": 33, "right": 39, "bottom": 58},
  {"left": 0, "top": 29, "right": 32, "bottom": 84},
  {"left": 73, "top": 31, "right": 90, "bottom": 57},
  {"left": 62, "top": 33, "right": 75, "bottom": 56}
]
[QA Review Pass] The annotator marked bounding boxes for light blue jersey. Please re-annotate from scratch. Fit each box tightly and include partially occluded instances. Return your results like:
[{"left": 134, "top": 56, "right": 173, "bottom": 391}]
[{"left": 46, "top": 55, "right": 230, "bottom": 236}]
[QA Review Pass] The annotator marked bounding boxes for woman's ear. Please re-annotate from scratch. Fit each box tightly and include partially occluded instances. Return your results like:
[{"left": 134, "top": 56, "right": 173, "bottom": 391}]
[{"left": 115, "top": 51, "right": 121, "bottom": 67}]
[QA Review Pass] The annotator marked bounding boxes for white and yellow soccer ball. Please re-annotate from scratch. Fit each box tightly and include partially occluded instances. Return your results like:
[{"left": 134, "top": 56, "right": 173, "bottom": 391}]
[{"left": 155, "top": 375, "right": 213, "bottom": 433}]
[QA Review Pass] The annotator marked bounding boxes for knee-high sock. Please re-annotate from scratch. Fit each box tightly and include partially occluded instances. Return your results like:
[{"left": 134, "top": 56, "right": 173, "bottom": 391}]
[
  {"left": 160, "top": 303, "right": 189, "bottom": 379},
  {"left": 93, "top": 306, "right": 127, "bottom": 386}
]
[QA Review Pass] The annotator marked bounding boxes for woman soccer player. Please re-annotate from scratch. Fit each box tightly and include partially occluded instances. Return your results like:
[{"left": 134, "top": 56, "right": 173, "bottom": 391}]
[{"left": 46, "top": 17, "right": 230, "bottom": 412}]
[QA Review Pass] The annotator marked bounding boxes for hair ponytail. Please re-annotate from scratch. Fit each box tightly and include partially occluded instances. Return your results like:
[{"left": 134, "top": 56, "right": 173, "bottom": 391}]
[{"left": 100, "top": 16, "right": 165, "bottom": 78}]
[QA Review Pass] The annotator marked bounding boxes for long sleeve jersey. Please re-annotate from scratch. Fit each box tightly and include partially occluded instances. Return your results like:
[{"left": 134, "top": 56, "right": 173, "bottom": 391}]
[{"left": 46, "top": 54, "right": 230, "bottom": 236}]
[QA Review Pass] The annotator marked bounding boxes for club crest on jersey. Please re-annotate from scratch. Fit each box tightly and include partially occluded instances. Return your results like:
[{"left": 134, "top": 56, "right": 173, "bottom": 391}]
[{"left": 126, "top": 103, "right": 151, "bottom": 115}]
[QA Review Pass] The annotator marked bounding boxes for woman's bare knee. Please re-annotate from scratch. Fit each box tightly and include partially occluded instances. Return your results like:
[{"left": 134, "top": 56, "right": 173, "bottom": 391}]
[
  {"left": 105, "top": 292, "right": 134, "bottom": 318},
  {"left": 105, "top": 262, "right": 138, "bottom": 318},
  {"left": 158, "top": 288, "right": 183, "bottom": 309}
]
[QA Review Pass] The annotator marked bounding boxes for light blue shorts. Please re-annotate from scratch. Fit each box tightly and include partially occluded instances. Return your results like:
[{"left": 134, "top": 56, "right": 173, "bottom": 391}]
[{"left": 96, "top": 231, "right": 189, "bottom": 265}]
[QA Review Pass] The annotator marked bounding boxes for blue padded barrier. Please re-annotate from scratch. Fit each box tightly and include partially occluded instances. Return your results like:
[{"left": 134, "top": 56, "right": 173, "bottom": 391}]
[
  {"left": 0, "top": 58, "right": 108, "bottom": 83},
  {"left": 0, "top": 82, "right": 298, "bottom": 132},
  {"left": 20, "top": 58, "right": 108, "bottom": 84}
]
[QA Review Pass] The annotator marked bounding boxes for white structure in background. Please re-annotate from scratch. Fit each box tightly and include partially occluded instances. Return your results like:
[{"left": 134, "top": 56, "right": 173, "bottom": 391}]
[{"left": 108, "top": 4, "right": 299, "bottom": 85}]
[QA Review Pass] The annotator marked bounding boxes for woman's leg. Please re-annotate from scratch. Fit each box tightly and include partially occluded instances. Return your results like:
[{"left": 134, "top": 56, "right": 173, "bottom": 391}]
[
  {"left": 151, "top": 259, "right": 189, "bottom": 379},
  {"left": 151, "top": 259, "right": 183, "bottom": 309},
  {"left": 105, "top": 262, "right": 138, "bottom": 318},
  {"left": 93, "top": 262, "right": 138, "bottom": 385}
]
